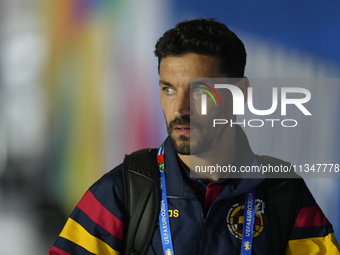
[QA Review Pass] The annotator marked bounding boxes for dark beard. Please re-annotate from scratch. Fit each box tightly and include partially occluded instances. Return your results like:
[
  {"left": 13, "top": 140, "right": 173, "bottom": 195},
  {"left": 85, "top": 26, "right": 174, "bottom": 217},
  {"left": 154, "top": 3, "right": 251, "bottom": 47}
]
[
  {"left": 169, "top": 134, "right": 190, "bottom": 155},
  {"left": 167, "top": 116, "right": 191, "bottom": 155},
  {"left": 167, "top": 115, "right": 225, "bottom": 155}
]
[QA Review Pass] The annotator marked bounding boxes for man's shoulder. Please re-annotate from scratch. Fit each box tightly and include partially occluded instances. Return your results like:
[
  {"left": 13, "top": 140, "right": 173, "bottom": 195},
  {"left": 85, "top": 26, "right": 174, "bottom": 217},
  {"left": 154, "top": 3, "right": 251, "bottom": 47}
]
[
  {"left": 88, "top": 147, "right": 158, "bottom": 200},
  {"left": 255, "top": 154, "right": 291, "bottom": 166},
  {"left": 255, "top": 154, "right": 301, "bottom": 180},
  {"left": 89, "top": 147, "right": 158, "bottom": 195},
  {"left": 87, "top": 163, "right": 125, "bottom": 206},
  {"left": 91, "top": 163, "right": 124, "bottom": 188}
]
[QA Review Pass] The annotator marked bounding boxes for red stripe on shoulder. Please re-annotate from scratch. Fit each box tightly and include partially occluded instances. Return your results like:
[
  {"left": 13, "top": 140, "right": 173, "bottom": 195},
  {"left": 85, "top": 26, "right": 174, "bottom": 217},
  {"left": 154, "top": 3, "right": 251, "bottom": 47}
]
[
  {"left": 293, "top": 206, "right": 329, "bottom": 228},
  {"left": 49, "top": 246, "right": 71, "bottom": 255},
  {"left": 77, "top": 190, "right": 124, "bottom": 239}
]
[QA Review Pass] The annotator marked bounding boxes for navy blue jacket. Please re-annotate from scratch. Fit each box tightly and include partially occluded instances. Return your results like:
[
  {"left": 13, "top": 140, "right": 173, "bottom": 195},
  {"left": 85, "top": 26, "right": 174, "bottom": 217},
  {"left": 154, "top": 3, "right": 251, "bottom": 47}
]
[{"left": 50, "top": 129, "right": 339, "bottom": 255}]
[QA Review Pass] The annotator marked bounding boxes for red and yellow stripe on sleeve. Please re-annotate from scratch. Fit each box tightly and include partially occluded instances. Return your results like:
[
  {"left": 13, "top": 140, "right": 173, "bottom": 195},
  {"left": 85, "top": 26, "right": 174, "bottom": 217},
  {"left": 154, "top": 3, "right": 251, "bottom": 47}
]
[
  {"left": 285, "top": 233, "right": 340, "bottom": 255},
  {"left": 285, "top": 206, "right": 340, "bottom": 255},
  {"left": 49, "top": 190, "right": 123, "bottom": 254},
  {"left": 76, "top": 190, "right": 123, "bottom": 240},
  {"left": 59, "top": 218, "right": 119, "bottom": 254}
]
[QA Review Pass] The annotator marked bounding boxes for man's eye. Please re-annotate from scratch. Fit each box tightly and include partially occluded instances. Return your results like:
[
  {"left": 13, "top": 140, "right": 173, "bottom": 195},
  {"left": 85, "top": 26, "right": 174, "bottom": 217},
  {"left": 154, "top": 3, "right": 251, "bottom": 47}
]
[
  {"left": 164, "top": 87, "right": 175, "bottom": 94},
  {"left": 194, "top": 87, "right": 206, "bottom": 94}
]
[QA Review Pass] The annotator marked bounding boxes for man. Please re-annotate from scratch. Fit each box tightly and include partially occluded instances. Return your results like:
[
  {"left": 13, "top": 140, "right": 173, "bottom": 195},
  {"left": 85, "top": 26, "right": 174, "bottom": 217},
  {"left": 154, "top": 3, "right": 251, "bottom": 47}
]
[{"left": 49, "top": 18, "right": 340, "bottom": 255}]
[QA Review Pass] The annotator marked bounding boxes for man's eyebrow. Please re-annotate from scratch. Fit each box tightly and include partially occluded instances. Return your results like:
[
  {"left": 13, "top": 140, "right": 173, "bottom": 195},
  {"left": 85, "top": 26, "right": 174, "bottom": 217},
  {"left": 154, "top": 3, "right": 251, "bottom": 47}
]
[{"left": 159, "top": 80, "right": 173, "bottom": 87}]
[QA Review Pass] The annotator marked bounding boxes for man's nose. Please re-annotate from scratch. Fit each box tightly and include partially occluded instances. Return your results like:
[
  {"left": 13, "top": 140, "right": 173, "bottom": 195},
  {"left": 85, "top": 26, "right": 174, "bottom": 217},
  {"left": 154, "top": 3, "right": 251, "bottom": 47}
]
[{"left": 174, "top": 90, "right": 191, "bottom": 117}]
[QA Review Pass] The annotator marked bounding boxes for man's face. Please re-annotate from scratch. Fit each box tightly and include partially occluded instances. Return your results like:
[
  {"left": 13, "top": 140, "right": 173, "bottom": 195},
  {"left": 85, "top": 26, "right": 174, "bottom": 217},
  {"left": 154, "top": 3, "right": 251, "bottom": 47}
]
[{"left": 159, "top": 53, "right": 230, "bottom": 155}]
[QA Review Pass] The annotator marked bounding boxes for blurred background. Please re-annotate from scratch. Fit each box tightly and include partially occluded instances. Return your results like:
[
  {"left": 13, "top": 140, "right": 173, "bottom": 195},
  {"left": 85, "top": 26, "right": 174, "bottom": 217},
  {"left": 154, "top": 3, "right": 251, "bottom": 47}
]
[{"left": 0, "top": 0, "right": 339, "bottom": 254}]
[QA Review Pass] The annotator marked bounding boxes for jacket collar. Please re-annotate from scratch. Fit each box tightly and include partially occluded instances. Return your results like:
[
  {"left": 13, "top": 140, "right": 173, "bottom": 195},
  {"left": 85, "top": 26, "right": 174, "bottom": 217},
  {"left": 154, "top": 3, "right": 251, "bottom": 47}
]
[{"left": 163, "top": 125, "right": 264, "bottom": 198}]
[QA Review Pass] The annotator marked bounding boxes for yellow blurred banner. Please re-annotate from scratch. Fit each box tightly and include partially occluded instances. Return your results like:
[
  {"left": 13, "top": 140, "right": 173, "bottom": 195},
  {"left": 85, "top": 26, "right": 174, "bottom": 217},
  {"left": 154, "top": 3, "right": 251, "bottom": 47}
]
[{"left": 41, "top": 0, "right": 117, "bottom": 213}]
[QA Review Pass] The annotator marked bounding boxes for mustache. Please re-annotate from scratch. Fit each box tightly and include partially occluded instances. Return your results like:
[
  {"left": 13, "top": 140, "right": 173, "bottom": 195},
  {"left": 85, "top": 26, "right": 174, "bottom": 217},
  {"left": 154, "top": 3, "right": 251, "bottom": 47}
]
[{"left": 167, "top": 116, "right": 203, "bottom": 132}]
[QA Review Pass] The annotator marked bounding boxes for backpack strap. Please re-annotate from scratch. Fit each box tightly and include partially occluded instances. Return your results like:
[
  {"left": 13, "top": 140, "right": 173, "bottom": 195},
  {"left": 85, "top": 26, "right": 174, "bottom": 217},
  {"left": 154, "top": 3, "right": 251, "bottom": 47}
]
[
  {"left": 256, "top": 155, "right": 302, "bottom": 255},
  {"left": 122, "top": 148, "right": 160, "bottom": 255}
]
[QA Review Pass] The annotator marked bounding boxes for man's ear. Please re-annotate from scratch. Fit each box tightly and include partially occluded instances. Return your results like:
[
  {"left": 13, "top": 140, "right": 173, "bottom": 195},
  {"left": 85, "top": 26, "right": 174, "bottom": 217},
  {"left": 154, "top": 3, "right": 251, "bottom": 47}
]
[{"left": 236, "top": 77, "right": 250, "bottom": 104}]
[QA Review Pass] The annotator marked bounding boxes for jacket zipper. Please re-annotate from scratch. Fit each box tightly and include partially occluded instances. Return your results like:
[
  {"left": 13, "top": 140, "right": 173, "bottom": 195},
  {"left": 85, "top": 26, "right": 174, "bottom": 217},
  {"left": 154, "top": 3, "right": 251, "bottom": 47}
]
[
  {"left": 167, "top": 179, "right": 264, "bottom": 254},
  {"left": 199, "top": 179, "right": 264, "bottom": 254}
]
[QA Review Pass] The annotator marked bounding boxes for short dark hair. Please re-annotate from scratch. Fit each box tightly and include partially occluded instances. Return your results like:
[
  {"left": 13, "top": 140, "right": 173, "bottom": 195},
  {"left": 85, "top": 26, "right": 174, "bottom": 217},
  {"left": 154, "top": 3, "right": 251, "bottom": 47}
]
[{"left": 154, "top": 18, "right": 247, "bottom": 77}]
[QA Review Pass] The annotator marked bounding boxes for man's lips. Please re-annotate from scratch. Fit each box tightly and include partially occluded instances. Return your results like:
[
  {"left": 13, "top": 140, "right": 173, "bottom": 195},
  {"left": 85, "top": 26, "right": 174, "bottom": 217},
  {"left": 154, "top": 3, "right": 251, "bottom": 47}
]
[{"left": 174, "top": 125, "right": 192, "bottom": 135}]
